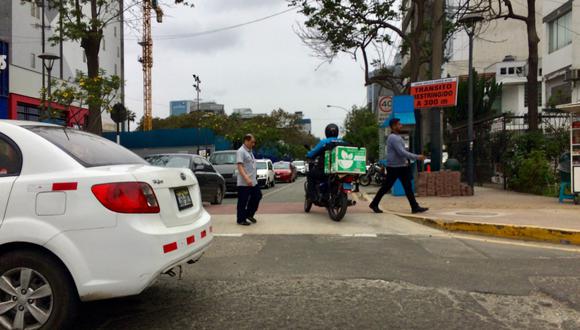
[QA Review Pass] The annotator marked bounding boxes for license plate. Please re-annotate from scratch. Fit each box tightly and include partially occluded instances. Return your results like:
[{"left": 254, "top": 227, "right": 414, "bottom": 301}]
[
  {"left": 174, "top": 187, "right": 193, "bottom": 210},
  {"left": 342, "top": 183, "right": 353, "bottom": 191}
]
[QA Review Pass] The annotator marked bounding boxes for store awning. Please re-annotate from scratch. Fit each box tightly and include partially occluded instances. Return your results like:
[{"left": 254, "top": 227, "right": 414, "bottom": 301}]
[{"left": 557, "top": 102, "right": 580, "bottom": 114}]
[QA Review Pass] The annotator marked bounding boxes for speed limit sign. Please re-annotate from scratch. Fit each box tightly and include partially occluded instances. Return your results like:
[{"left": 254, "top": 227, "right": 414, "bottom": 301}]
[{"left": 377, "top": 96, "right": 392, "bottom": 124}]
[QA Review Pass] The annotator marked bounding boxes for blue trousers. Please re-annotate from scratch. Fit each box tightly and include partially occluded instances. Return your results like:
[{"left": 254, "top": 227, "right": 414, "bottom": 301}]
[{"left": 237, "top": 185, "right": 262, "bottom": 223}]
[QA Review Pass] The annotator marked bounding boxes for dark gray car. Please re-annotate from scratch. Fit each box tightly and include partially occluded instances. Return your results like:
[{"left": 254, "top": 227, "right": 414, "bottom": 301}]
[
  {"left": 145, "top": 153, "right": 225, "bottom": 204},
  {"left": 209, "top": 150, "right": 239, "bottom": 193}
]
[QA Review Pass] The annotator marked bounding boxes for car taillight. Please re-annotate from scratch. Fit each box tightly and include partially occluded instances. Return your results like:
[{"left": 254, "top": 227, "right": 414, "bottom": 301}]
[{"left": 91, "top": 182, "right": 160, "bottom": 213}]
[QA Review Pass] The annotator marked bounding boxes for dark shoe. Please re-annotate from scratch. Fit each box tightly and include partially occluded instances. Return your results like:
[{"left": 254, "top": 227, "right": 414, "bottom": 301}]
[
  {"left": 247, "top": 216, "right": 257, "bottom": 223},
  {"left": 369, "top": 204, "right": 383, "bottom": 213},
  {"left": 237, "top": 220, "right": 251, "bottom": 226},
  {"left": 412, "top": 207, "right": 429, "bottom": 214}
]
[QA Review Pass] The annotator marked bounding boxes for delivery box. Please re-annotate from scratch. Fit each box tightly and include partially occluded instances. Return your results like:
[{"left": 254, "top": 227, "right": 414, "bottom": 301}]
[{"left": 324, "top": 146, "right": 367, "bottom": 174}]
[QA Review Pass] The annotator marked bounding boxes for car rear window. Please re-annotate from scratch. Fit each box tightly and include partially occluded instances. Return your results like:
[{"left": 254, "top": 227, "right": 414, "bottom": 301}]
[
  {"left": 293, "top": 161, "right": 305, "bottom": 166},
  {"left": 27, "top": 126, "right": 147, "bottom": 167},
  {"left": 274, "top": 163, "right": 290, "bottom": 169},
  {"left": 145, "top": 155, "right": 191, "bottom": 169},
  {"left": 256, "top": 162, "right": 267, "bottom": 169},
  {"left": 209, "top": 152, "right": 237, "bottom": 165}
]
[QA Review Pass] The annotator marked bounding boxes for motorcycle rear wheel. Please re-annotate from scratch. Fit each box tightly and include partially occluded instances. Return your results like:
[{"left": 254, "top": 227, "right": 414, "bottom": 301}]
[
  {"left": 327, "top": 192, "right": 348, "bottom": 221},
  {"left": 359, "top": 174, "right": 371, "bottom": 186}
]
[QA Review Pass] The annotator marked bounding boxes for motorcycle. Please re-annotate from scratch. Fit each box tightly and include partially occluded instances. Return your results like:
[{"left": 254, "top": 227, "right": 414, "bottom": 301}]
[
  {"left": 359, "top": 163, "right": 385, "bottom": 186},
  {"left": 304, "top": 165, "right": 357, "bottom": 222}
]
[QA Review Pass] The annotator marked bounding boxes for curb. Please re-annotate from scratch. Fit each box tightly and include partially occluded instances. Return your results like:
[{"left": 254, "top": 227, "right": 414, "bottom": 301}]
[{"left": 398, "top": 214, "right": 580, "bottom": 246}]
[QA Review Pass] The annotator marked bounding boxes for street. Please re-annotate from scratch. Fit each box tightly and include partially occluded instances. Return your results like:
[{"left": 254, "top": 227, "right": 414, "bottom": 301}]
[{"left": 77, "top": 178, "right": 580, "bottom": 329}]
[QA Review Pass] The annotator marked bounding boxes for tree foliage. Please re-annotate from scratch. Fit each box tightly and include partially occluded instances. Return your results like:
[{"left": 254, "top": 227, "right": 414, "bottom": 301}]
[
  {"left": 139, "top": 109, "right": 319, "bottom": 160},
  {"left": 342, "top": 106, "right": 379, "bottom": 162}
]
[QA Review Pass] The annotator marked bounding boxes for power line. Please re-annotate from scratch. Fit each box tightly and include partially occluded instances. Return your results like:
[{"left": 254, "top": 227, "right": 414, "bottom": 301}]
[{"left": 124, "top": 6, "right": 302, "bottom": 41}]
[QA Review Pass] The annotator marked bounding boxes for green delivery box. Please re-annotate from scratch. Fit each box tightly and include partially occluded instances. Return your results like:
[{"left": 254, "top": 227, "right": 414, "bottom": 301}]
[{"left": 324, "top": 146, "right": 367, "bottom": 174}]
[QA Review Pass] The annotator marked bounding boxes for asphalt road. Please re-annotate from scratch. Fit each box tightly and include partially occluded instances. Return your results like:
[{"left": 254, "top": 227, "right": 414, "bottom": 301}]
[{"left": 76, "top": 177, "right": 580, "bottom": 329}]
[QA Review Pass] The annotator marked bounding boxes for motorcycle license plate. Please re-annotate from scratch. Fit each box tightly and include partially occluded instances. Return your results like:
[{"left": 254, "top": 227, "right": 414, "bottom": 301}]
[{"left": 342, "top": 183, "right": 353, "bottom": 191}]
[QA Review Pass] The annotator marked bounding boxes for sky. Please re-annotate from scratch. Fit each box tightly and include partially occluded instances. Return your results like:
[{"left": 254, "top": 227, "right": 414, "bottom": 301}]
[{"left": 123, "top": 0, "right": 368, "bottom": 137}]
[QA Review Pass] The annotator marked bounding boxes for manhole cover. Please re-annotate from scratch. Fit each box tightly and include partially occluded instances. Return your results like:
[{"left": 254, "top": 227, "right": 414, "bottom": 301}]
[{"left": 454, "top": 211, "right": 499, "bottom": 217}]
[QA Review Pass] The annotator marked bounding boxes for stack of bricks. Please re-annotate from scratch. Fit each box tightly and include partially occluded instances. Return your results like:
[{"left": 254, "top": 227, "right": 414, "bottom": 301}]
[{"left": 416, "top": 171, "right": 471, "bottom": 197}]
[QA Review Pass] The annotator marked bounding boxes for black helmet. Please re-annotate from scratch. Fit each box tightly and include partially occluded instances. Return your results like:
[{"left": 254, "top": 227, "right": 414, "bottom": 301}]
[{"left": 325, "top": 123, "right": 339, "bottom": 138}]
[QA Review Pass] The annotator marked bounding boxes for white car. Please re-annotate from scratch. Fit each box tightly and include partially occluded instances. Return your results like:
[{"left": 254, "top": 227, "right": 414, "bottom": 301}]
[
  {"left": 0, "top": 121, "right": 212, "bottom": 329},
  {"left": 292, "top": 160, "right": 308, "bottom": 175},
  {"left": 256, "top": 159, "right": 275, "bottom": 188}
]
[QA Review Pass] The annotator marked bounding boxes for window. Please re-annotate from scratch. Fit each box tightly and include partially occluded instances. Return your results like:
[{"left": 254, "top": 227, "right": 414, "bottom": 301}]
[
  {"left": 17, "top": 104, "right": 40, "bottom": 122},
  {"left": 500, "top": 68, "right": 506, "bottom": 75},
  {"left": 508, "top": 67, "right": 515, "bottom": 75},
  {"left": 83, "top": 51, "right": 86, "bottom": 63},
  {"left": 31, "top": 53, "right": 36, "bottom": 69},
  {"left": 114, "top": 26, "right": 117, "bottom": 37},
  {"left": 102, "top": 38, "right": 106, "bottom": 51},
  {"left": 0, "top": 136, "right": 22, "bottom": 176},
  {"left": 31, "top": 2, "right": 36, "bottom": 18},
  {"left": 28, "top": 127, "right": 147, "bottom": 167},
  {"left": 209, "top": 152, "right": 237, "bottom": 165},
  {"left": 114, "top": 64, "right": 117, "bottom": 75},
  {"left": 256, "top": 162, "right": 267, "bottom": 170},
  {"left": 549, "top": 11, "right": 572, "bottom": 53},
  {"left": 117, "top": 46, "right": 120, "bottom": 58},
  {"left": 146, "top": 155, "right": 192, "bottom": 169}
]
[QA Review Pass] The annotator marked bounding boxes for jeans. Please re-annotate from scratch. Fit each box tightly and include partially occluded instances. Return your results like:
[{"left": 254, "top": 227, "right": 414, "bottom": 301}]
[
  {"left": 370, "top": 166, "right": 419, "bottom": 211},
  {"left": 237, "top": 185, "right": 262, "bottom": 223}
]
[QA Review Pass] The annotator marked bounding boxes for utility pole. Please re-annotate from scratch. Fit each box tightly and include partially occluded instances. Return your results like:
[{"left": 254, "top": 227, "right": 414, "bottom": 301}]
[
  {"left": 430, "top": 0, "right": 444, "bottom": 171},
  {"left": 193, "top": 74, "right": 201, "bottom": 111}
]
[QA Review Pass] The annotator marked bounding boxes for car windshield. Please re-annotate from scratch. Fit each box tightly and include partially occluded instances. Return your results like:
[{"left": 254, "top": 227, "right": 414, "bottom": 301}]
[
  {"left": 274, "top": 163, "right": 290, "bottom": 169},
  {"left": 209, "top": 152, "right": 237, "bottom": 165},
  {"left": 27, "top": 126, "right": 147, "bottom": 167},
  {"left": 256, "top": 162, "right": 267, "bottom": 169},
  {"left": 145, "top": 155, "right": 191, "bottom": 169},
  {"left": 293, "top": 161, "right": 305, "bottom": 166}
]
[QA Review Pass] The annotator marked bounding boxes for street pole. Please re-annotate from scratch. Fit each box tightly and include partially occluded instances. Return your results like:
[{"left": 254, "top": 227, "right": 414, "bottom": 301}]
[
  {"left": 430, "top": 0, "right": 444, "bottom": 171},
  {"left": 458, "top": 13, "right": 484, "bottom": 189},
  {"left": 467, "top": 29, "right": 475, "bottom": 188},
  {"left": 39, "top": 53, "right": 60, "bottom": 122},
  {"left": 40, "top": 0, "right": 46, "bottom": 105}
]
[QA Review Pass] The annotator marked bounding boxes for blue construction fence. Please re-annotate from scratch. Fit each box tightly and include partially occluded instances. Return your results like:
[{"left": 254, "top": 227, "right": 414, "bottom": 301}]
[{"left": 102, "top": 128, "right": 232, "bottom": 152}]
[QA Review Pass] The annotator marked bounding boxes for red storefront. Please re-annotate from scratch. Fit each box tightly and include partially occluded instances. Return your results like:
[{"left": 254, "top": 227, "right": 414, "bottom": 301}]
[{"left": 8, "top": 93, "right": 89, "bottom": 128}]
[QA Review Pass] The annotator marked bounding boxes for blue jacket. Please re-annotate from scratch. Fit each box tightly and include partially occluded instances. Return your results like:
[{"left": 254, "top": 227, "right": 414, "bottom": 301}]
[{"left": 307, "top": 137, "right": 343, "bottom": 159}]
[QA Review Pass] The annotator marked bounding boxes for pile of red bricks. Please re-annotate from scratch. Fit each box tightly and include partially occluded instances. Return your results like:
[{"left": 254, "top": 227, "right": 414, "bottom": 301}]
[{"left": 416, "top": 171, "right": 473, "bottom": 197}]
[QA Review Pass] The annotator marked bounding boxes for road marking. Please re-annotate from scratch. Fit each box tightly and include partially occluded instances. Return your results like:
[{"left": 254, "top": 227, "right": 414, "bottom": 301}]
[
  {"left": 447, "top": 232, "right": 580, "bottom": 252},
  {"left": 262, "top": 178, "right": 305, "bottom": 198},
  {"left": 214, "top": 233, "right": 244, "bottom": 237},
  {"left": 340, "top": 234, "right": 378, "bottom": 238}
]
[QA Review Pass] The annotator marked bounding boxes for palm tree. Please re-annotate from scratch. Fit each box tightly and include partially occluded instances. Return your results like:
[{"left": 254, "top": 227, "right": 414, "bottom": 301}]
[{"left": 127, "top": 110, "right": 137, "bottom": 131}]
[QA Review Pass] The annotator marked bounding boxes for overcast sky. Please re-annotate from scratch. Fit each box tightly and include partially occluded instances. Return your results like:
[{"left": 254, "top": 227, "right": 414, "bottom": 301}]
[{"left": 123, "top": 0, "right": 368, "bottom": 138}]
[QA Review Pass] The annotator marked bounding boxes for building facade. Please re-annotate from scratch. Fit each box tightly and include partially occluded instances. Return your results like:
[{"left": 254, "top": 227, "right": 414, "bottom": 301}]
[
  {"left": 170, "top": 100, "right": 194, "bottom": 116},
  {"left": 542, "top": 0, "right": 580, "bottom": 108},
  {"left": 0, "top": 0, "right": 122, "bottom": 130}
]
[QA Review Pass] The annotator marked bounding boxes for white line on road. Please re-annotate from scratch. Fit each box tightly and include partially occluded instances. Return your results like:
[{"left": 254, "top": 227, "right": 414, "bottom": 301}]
[
  {"left": 214, "top": 233, "right": 244, "bottom": 237},
  {"left": 262, "top": 177, "right": 305, "bottom": 198},
  {"left": 340, "top": 234, "right": 378, "bottom": 238}
]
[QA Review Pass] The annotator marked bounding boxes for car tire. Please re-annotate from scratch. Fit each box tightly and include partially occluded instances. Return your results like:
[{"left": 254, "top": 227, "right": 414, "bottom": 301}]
[
  {"left": 211, "top": 187, "right": 224, "bottom": 205},
  {"left": 0, "top": 249, "right": 78, "bottom": 330}
]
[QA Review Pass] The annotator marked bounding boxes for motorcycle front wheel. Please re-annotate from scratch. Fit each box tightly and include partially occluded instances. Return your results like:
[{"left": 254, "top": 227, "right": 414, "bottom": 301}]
[
  {"left": 327, "top": 192, "right": 348, "bottom": 221},
  {"left": 359, "top": 174, "right": 371, "bottom": 186}
]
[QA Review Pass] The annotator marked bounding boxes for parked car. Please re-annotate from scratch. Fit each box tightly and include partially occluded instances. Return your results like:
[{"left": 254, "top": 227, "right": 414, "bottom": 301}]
[
  {"left": 144, "top": 153, "right": 226, "bottom": 205},
  {"left": 0, "top": 121, "right": 213, "bottom": 329},
  {"left": 274, "top": 161, "right": 297, "bottom": 183},
  {"left": 209, "top": 150, "right": 238, "bottom": 193},
  {"left": 256, "top": 159, "right": 275, "bottom": 188},
  {"left": 292, "top": 160, "right": 308, "bottom": 175}
]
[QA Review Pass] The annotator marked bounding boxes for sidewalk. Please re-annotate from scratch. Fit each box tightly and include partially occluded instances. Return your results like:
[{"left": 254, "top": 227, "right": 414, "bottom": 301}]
[{"left": 353, "top": 185, "right": 580, "bottom": 245}]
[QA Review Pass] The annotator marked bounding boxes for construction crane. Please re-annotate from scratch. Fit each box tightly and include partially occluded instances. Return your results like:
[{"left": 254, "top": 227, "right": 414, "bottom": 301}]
[{"left": 138, "top": 0, "right": 163, "bottom": 131}]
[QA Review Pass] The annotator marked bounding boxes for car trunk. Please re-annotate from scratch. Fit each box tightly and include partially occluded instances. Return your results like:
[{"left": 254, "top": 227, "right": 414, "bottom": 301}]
[{"left": 99, "top": 165, "right": 203, "bottom": 228}]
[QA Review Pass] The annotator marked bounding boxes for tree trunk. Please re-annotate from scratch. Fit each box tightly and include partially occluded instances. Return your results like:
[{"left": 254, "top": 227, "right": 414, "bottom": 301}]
[
  {"left": 526, "top": 0, "right": 540, "bottom": 131},
  {"left": 83, "top": 34, "right": 103, "bottom": 135}
]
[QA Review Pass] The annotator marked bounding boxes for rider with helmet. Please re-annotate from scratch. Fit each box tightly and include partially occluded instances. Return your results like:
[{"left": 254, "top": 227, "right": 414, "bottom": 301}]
[{"left": 306, "top": 123, "right": 346, "bottom": 201}]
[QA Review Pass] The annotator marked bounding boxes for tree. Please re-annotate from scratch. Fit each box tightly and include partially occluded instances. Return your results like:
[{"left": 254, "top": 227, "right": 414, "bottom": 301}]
[
  {"left": 126, "top": 110, "right": 137, "bottom": 131},
  {"left": 30, "top": 0, "right": 191, "bottom": 134},
  {"left": 342, "top": 106, "right": 379, "bottom": 162},
  {"left": 290, "top": 0, "right": 466, "bottom": 91},
  {"left": 460, "top": 0, "right": 541, "bottom": 131},
  {"left": 49, "top": 70, "right": 121, "bottom": 128}
]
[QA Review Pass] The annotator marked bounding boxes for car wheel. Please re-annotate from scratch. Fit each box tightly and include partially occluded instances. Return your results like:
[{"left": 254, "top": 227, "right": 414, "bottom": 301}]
[
  {"left": 211, "top": 187, "right": 224, "bottom": 205},
  {"left": 0, "top": 250, "right": 78, "bottom": 330}
]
